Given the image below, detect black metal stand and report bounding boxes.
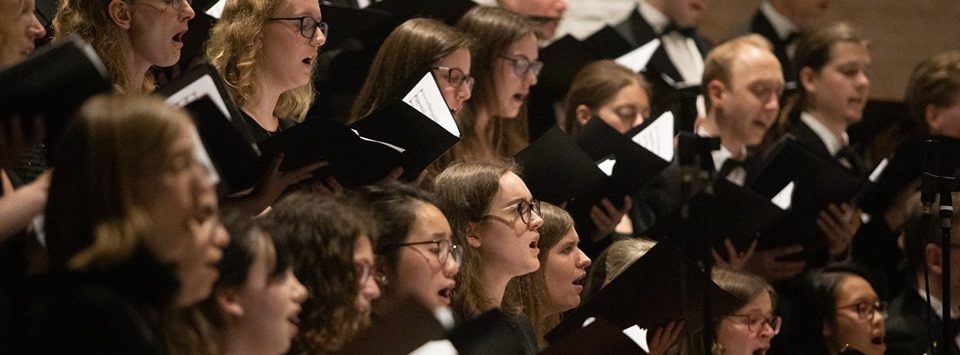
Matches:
[920,138,959,355]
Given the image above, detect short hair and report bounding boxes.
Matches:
[453,6,537,160]
[562,60,650,134]
[701,34,774,111]
[905,50,960,133]
[349,18,471,123]
[903,192,960,275]
[206,0,313,121]
[268,192,378,354]
[53,0,153,92]
[433,159,520,319]
[503,202,575,347]
[45,94,192,271]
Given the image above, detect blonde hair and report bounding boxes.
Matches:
[53,0,154,93]
[603,238,657,285]
[45,94,192,271]
[701,34,774,111]
[206,0,313,121]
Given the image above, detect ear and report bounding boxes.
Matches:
[465,223,483,249]
[216,289,245,318]
[574,104,593,128]
[926,243,944,275]
[926,104,942,132]
[107,0,132,30]
[822,321,835,340]
[799,67,817,94]
[707,79,725,111]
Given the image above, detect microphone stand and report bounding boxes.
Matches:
[677,132,720,355]
[920,137,959,355]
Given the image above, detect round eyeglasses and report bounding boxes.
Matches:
[432,66,475,91]
[268,16,329,39]
[485,199,542,226]
[836,301,887,321]
[728,313,782,334]
[387,239,463,266]
[498,55,543,78]
[355,262,386,286]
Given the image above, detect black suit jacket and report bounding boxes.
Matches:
[786,118,870,177]
[612,6,711,86]
[886,288,960,355]
[749,10,796,83]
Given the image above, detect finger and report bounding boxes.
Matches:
[381,166,404,183]
[622,196,633,211]
[742,239,758,260]
[723,238,738,260]
[325,177,344,193]
[600,198,618,215]
[711,248,727,266]
[311,180,332,195]
[590,205,610,226]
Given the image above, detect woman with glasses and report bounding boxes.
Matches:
[53,0,194,93]
[670,267,780,355]
[205,0,329,214]
[434,160,543,354]
[801,264,886,355]
[268,191,380,354]
[357,182,461,314]
[503,202,591,349]
[449,6,540,162]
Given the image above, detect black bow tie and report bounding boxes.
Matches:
[661,23,696,38]
[718,158,743,178]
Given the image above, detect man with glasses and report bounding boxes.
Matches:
[887,192,960,355]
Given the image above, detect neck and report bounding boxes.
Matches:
[244,80,284,131]
[917,273,956,312]
[472,107,498,158]
[769,0,805,28]
[481,270,512,312]
[805,108,847,144]
[223,328,269,355]
[121,40,151,93]
[704,112,746,159]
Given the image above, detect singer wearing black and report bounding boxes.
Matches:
[746,0,831,85]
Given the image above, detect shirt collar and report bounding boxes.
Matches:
[638,0,670,34]
[917,288,960,320]
[800,111,848,156]
[760,0,800,41]
[696,125,746,171]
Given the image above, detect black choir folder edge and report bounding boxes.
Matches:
[544,240,740,345]
[540,317,645,355]
[517,112,674,208]
[0,34,112,161]
[161,67,460,190]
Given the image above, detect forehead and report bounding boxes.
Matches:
[729,48,783,85]
[410,202,452,241]
[827,41,871,64]
[436,47,471,71]
[492,171,532,205]
[276,0,321,16]
[834,274,876,302]
[738,290,773,314]
[504,33,538,58]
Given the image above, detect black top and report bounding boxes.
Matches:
[27,249,180,354]
[239,110,297,143]
[749,10,798,83]
[886,287,958,355]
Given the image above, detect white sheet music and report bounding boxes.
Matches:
[206,0,225,18]
[402,72,461,138]
[771,181,795,210]
[164,75,232,120]
[597,157,616,177]
[621,325,650,353]
[351,129,406,153]
[868,157,889,183]
[631,111,675,162]
[615,38,660,73]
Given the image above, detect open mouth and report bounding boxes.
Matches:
[512,93,527,102]
[572,273,586,287]
[529,236,539,250]
[302,56,314,65]
[438,287,453,305]
[752,349,767,355]
[871,335,884,345]
[172,31,186,43]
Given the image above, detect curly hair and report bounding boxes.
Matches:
[268,192,378,354]
[348,18,471,123]
[205,0,313,121]
[433,160,520,320]
[52,0,154,93]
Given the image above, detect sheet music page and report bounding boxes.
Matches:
[631,111,675,162]
[868,157,889,183]
[771,181,794,210]
[597,157,616,177]
[615,38,660,73]
[621,325,650,353]
[351,129,406,153]
[164,75,231,119]
[206,0,225,18]
[402,72,461,137]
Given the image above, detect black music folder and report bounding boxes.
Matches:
[368,0,477,26]
[856,134,960,215]
[545,240,739,344]
[340,297,446,355]
[541,317,645,354]
[514,126,607,205]
[0,35,111,159]
[319,2,392,49]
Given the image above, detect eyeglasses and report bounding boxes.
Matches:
[486,199,542,226]
[728,313,782,334]
[130,0,192,12]
[433,66,475,91]
[268,16,329,39]
[836,301,887,321]
[393,239,463,266]
[498,55,543,78]
[355,262,386,286]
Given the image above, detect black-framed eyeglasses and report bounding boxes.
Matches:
[836,301,887,321]
[498,55,543,78]
[355,262,386,286]
[486,199,542,226]
[391,239,463,266]
[728,313,782,334]
[268,16,329,39]
[432,66,475,91]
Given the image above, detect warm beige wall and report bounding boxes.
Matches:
[559,0,960,101]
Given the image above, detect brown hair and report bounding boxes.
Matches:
[206,0,314,121]
[503,202,574,349]
[433,159,520,319]
[45,94,191,271]
[268,192,378,354]
[452,6,536,161]
[905,50,960,134]
[562,60,650,134]
[349,18,471,123]
[701,34,773,111]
